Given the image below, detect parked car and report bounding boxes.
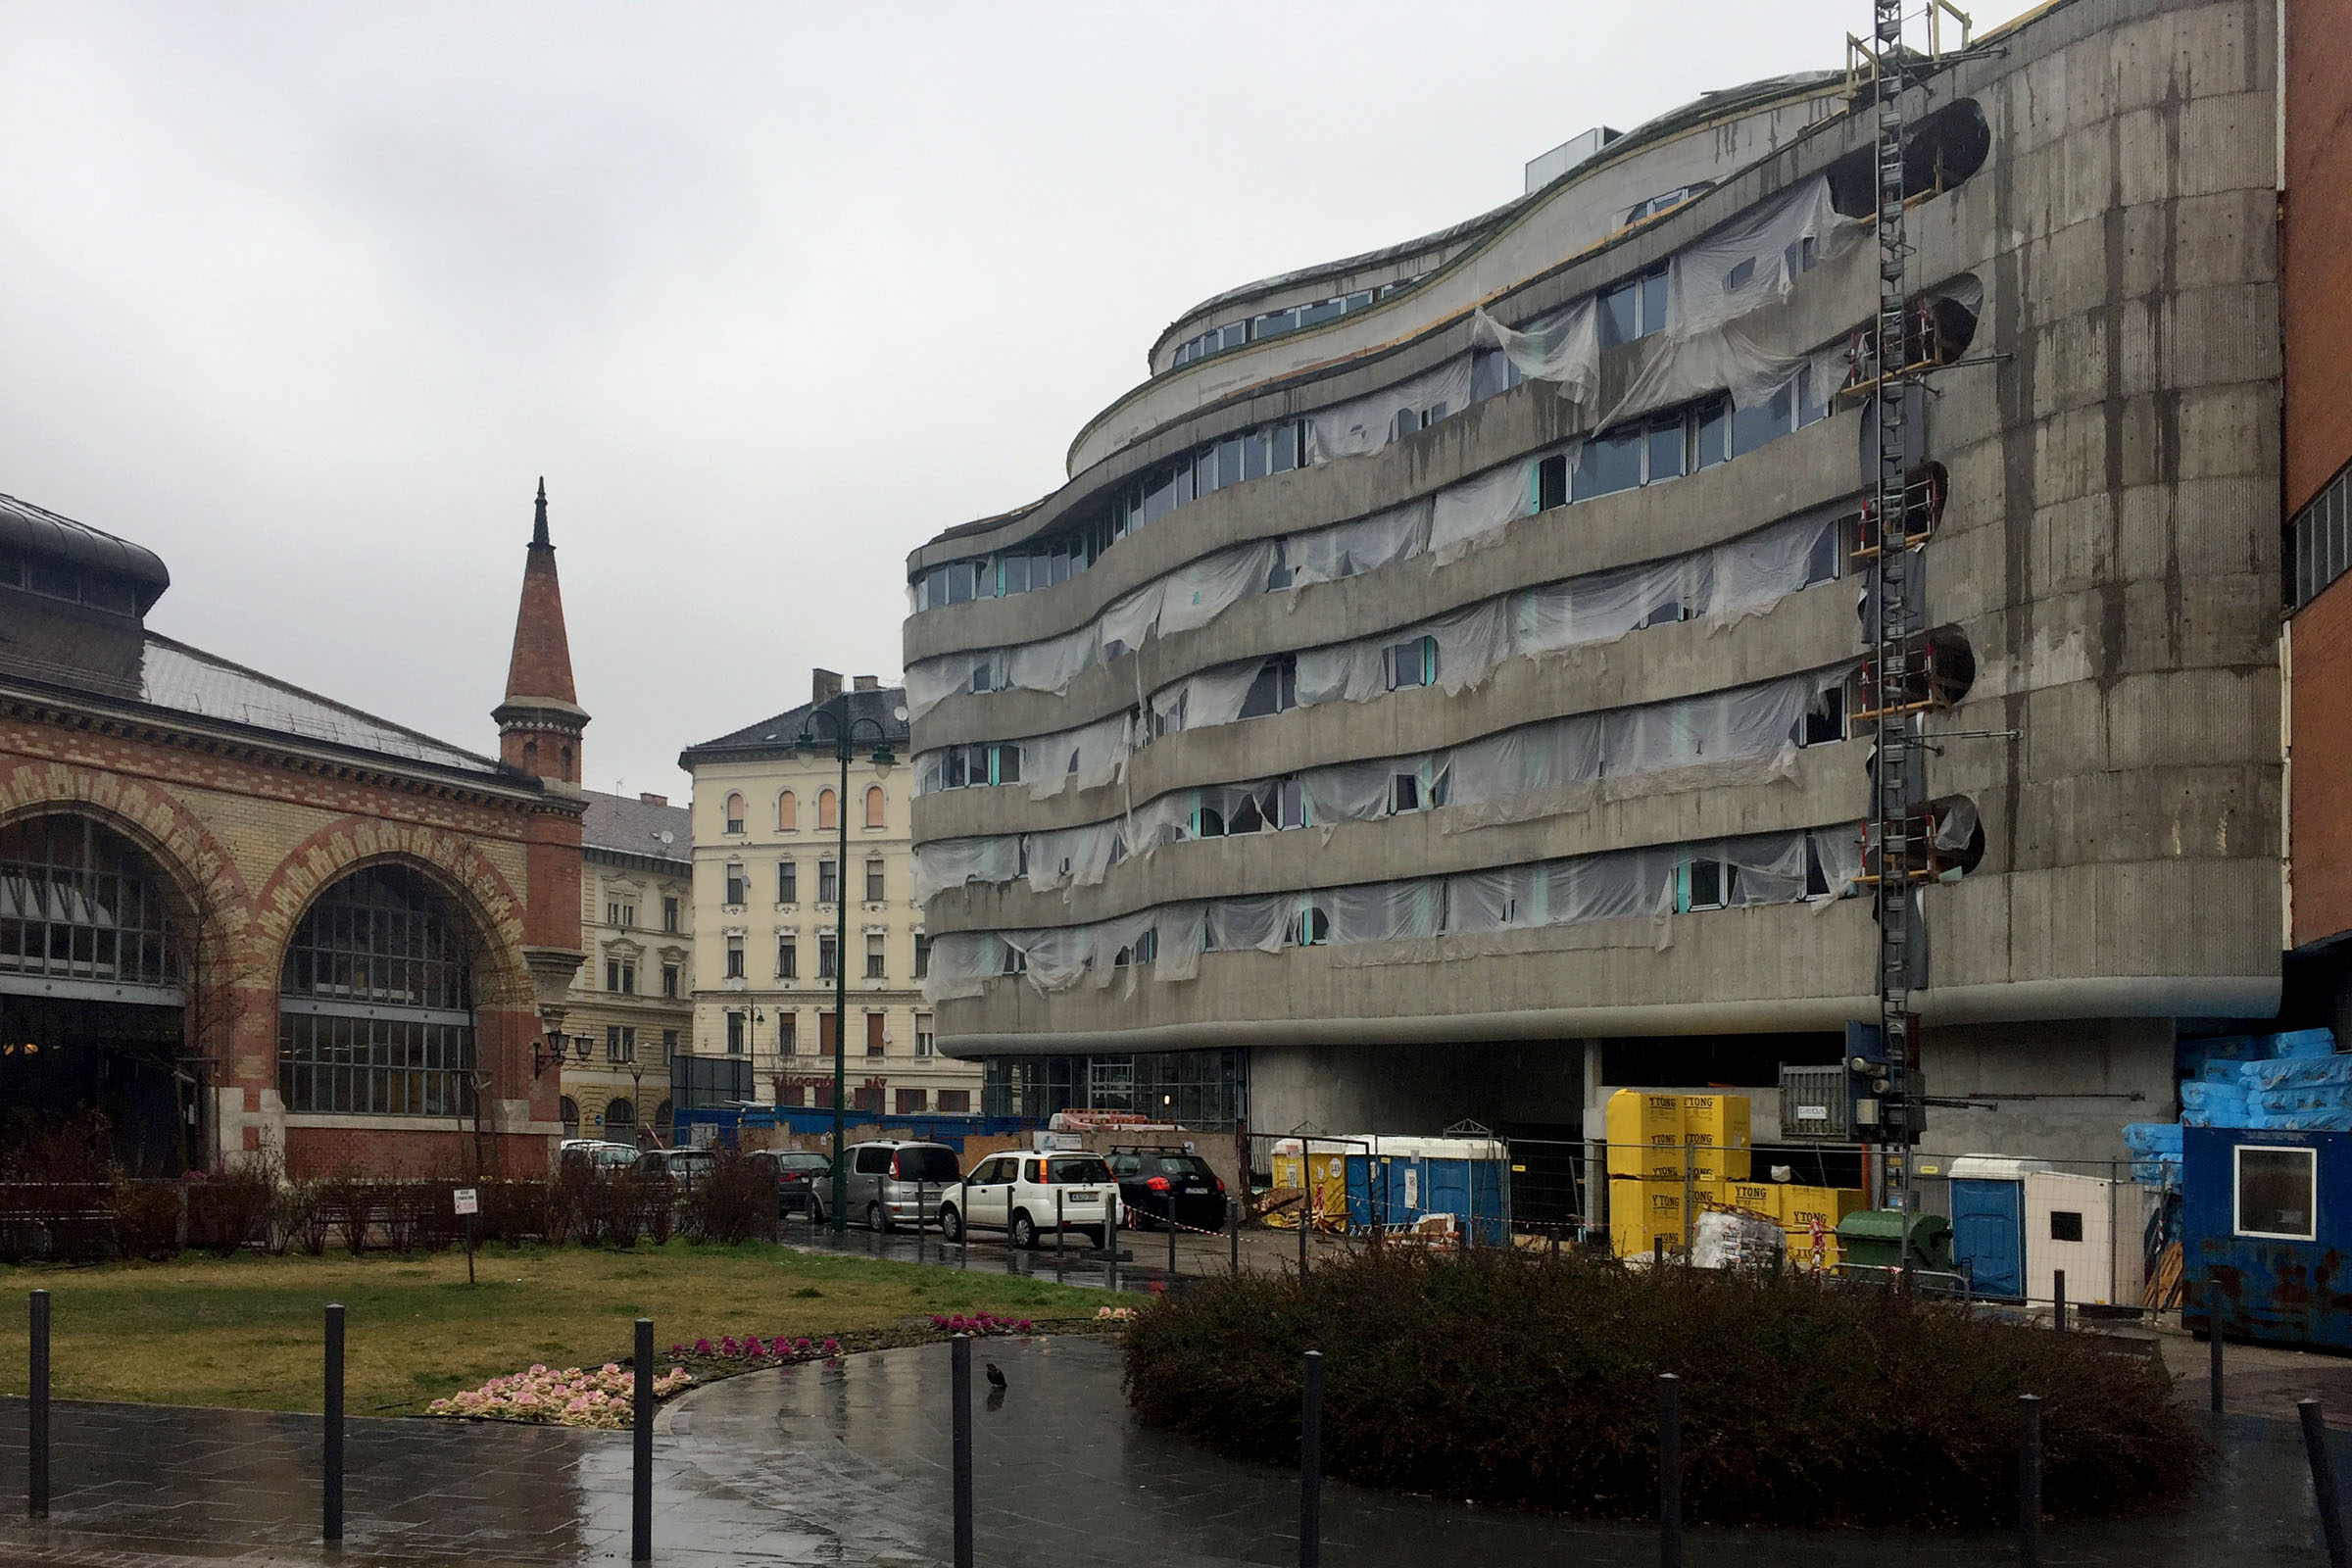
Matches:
[811,1141,962,1233]
[1108,1149,1228,1233]
[633,1146,715,1192]
[943,1150,1116,1249]
[559,1139,641,1172]
[749,1149,832,1216]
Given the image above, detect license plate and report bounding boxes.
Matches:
[1070,1190,1098,1201]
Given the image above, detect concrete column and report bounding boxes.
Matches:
[1582,1039,1605,1241]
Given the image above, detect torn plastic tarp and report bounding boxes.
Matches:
[1470,296,1601,405]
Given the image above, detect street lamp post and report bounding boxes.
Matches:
[795,691,898,1234]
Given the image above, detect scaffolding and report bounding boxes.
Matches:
[1865,0,1927,1208]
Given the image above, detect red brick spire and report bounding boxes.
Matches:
[495,478,588,786]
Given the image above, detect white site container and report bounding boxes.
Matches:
[2022,1169,2155,1306]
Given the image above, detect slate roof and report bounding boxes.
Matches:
[132,634,501,774]
[0,490,171,610]
[580,789,691,866]
[680,685,910,768]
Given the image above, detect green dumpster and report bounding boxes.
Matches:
[1836,1209,1955,1273]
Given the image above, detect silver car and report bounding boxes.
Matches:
[813,1140,962,1232]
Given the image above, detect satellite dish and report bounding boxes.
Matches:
[893,705,909,722]
[658,830,674,845]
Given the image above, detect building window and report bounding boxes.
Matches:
[2236,1146,2318,1241]
[1598,264,1670,346]
[1382,636,1438,692]
[777,937,798,979]
[778,1013,796,1054]
[725,1009,744,1054]
[777,790,798,831]
[818,859,839,905]
[913,934,931,979]
[723,793,746,834]
[1297,904,1331,947]
[277,864,473,1118]
[819,1010,838,1056]
[852,1085,884,1113]
[938,1089,971,1113]
[2291,462,2352,611]
[865,933,886,979]
[662,897,679,933]
[606,958,635,994]
[724,935,744,979]
[817,789,837,831]
[560,1096,579,1136]
[864,785,886,829]
[866,1011,886,1056]
[662,963,680,999]
[1238,656,1298,719]
[607,1025,635,1063]
[895,1088,928,1114]
[607,900,635,929]
[818,934,838,980]
[778,861,797,904]
[662,1029,677,1064]
[915,1013,935,1056]
[724,863,746,906]
[606,1098,636,1136]
[864,859,886,903]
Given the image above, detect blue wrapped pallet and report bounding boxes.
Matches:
[2242,1054,2352,1091]
[2269,1028,2338,1059]
[2124,1122,2183,1186]
[2180,1080,2250,1127]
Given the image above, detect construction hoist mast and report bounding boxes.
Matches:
[1867,0,1924,1210]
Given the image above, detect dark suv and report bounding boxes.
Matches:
[749,1149,832,1217]
[1108,1149,1228,1232]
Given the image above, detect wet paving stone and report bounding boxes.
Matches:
[4,1336,2351,1565]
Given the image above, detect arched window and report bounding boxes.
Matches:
[605,1098,636,1135]
[863,785,886,829]
[723,793,746,834]
[0,815,183,993]
[655,1099,673,1139]
[278,864,474,1116]
[777,790,797,831]
[816,789,837,830]
[560,1096,580,1137]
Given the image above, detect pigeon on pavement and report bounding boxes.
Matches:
[985,1361,1007,1390]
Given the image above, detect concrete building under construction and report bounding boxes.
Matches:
[902,0,2309,1170]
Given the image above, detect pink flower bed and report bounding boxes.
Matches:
[671,1334,843,1363]
[426,1362,692,1429]
[929,1312,1034,1336]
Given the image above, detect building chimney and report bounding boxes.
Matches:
[853,674,879,692]
[811,668,843,703]
[494,478,589,790]
[639,792,668,807]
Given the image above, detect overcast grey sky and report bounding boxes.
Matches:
[0,2,2032,800]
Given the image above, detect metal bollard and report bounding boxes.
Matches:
[2210,1277,2226,1413]
[1298,1350,1323,1568]
[323,1302,344,1542]
[2052,1269,2066,1333]
[960,1203,970,1271]
[1659,1373,1683,1568]
[2303,1399,2351,1568]
[28,1289,50,1519]
[1231,1202,1241,1276]
[1056,1189,1066,1274]
[1168,1195,1178,1277]
[952,1334,975,1568]
[632,1318,653,1563]
[2018,1394,2042,1568]
[1298,1200,1308,1278]
[916,1182,927,1261]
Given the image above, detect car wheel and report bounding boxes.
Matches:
[810,1197,826,1227]
[867,1201,890,1235]
[1011,1210,1037,1250]
[1086,1227,1106,1250]
[940,1204,962,1243]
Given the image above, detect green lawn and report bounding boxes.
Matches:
[0,1242,1101,1414]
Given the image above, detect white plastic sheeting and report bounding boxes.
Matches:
[1470,297,1602,405]
[1665,176,1857,341]
[1303,355,1477,464]
[1295,600,1513,709]
[1429,459,1540,562]
[920,823,1859,1003]
[921,665,1849,903]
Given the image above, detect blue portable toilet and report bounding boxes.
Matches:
[2183,1126,2352,1349]
[1353,1136,1510,1244]
[1947,1154,2051,1299]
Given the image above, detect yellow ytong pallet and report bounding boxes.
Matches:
[1682,1093,1753,1183]
[1604,1091,1686,1180]
[1779,1186,1867,1232]
[1607,1176,1724,1258]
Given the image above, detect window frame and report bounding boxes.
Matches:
[2234,1145,2320,1242]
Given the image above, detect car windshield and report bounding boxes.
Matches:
[1046,1155,1112,1184]
[1150,1155,1214,1178]
[779,1153,829,1172]
[895,1148,961,1182]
